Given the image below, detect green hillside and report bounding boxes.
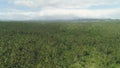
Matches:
[0,21,120,68]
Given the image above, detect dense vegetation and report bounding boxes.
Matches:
[0,21,120,68]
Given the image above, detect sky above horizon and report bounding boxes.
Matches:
[0,0,120,20]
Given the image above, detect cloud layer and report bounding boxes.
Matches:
[0,0,120,20]
[12,0,120,8]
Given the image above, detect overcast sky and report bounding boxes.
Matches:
[0,0,120,20]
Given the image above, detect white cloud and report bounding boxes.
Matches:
[13,0,36,8]
[0,8,120,20]
[12,0,120,8]
[0,0,120,20]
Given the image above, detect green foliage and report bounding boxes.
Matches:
[0,21,120,68]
